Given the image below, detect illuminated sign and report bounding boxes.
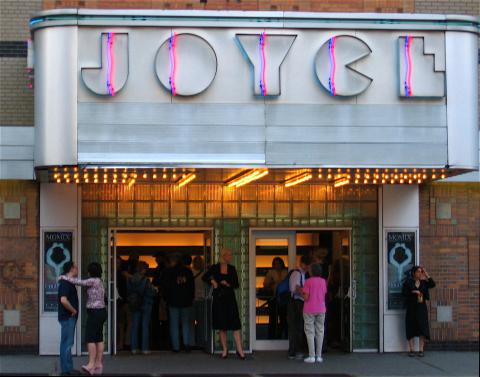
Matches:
[80,31,445,98]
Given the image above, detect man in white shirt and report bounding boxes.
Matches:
[287,254,312,359]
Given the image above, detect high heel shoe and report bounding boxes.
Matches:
[221,351,228,359]
[236,351,246,360]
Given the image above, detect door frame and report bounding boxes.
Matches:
[249,230,296,351]
[248,227,352,352]
[108,226,214,355]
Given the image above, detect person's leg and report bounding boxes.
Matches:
[131,310,141,353]
[95,342,104,368]
[125,307,132,348]
[86,343,96,369]
[59,320,69,374]
[408,338,415,352]
[219,330,228,356]
[180,307,192,350]
[287,299,296,357]
[303,313,315,358]
[64,317,76,373]
[315,313,326,359]
[233,330,245,357]
[117,302,126,350]
[295,301,306,356]
[419,336,425,352]
[142,304,153,352]
[169,306,181,351]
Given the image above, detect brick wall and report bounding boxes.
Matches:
[42,0,415,12]
[0,0,41,127]
[419,183,480,348]
[0,181,40,352]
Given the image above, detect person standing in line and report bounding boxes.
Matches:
[192,256,207,348]
[163,254,195,353]
[57,261,80,376]
[60,262,107,375]
[202,248,246,359]
[402,266,436,357]
[127,261,157,354]
[287,254,311,360]
[302,263,327,363]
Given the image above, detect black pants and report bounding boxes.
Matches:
[287,298,307,356]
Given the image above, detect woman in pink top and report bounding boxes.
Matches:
[60,262,106,375]
[302,263,327,364]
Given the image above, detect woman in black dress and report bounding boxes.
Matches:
[402,266,435,357]
[203,248,246,359]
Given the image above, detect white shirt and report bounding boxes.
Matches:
[289,268,306,301]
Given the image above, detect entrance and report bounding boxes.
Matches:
[249,229,352,352]
[109,228,213,354]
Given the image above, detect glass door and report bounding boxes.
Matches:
[250,231,295,350]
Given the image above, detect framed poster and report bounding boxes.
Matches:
[43,231,73,312]
[386,231,416,310]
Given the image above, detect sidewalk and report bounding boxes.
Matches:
[0,351,478,376]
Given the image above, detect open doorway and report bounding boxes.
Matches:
[111,229,212,354]
[250,229,351,352]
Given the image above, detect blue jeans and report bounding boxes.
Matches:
[59,317,77,374]
[131,304,152,352]
[169,306,193,351]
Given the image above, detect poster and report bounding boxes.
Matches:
[44,231,73,312]
[386,231,415,310]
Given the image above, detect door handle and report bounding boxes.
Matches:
[351,279,357,301]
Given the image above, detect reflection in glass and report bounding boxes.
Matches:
[255,239,288,340]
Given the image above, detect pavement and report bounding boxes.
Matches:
[0,351,479,377]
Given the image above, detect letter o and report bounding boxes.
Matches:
[155,33,217,96]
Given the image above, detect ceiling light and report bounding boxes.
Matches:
[177,173,196,187]
[285,172,312,187]
[226,169,269,188]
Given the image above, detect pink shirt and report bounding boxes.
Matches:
[61,276,106,309]
[303,277,327,314]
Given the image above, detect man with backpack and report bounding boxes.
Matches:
[287,255,311,359]
[127,261,157,354]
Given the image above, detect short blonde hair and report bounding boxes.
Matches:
[220,247,233,261]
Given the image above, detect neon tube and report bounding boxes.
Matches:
[106,32,115,96]
[328,36,337,96]
[404,35,413,97]
[168,32,177,96]
[259,32,267,96]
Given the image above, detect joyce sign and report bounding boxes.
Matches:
[81,31,445,99]
[387,231,416,310]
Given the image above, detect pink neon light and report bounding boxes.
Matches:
[106,32,115,96]
[404,35,413,97]
[259,32,267,96]
[328,36,337,96]
[168,32,177,96]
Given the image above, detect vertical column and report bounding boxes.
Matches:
[380,185,419,352]
[39,183,80,355]
[34,26,78,167]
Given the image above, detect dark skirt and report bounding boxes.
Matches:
[212,288,241,331]
[86,308,107,343]
[405,302,430,340]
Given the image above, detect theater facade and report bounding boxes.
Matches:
[4,9,478,355]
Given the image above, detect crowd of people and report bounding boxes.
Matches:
[55,248,435,375]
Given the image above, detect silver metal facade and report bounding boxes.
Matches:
[29,10,479,170]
